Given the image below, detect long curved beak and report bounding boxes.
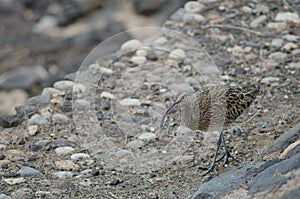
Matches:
[160,101,179,128]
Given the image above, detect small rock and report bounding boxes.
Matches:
[292,49,300,55]
[0,160,11,168]
[53,171,73,178]
[288,63,300,69]
[283,34,299,42]
[119,98,141,106]
[261,77,280,85]
[268,52,287,61]
[241,6,252,14]
[27,95,50,106]
[28,125,38,136]
[19,166,42,177]
[70,153,90,160]
[250,15,267,28]
[136,49,148,57]
[126,140,145,149]
[115,149,131,158]
[55,160,80,171]
[270,38,283,48]
[131,56,147,64]
[184,1,205,13]
[55,146,75,156]
[100,91,115,99]
[138,133,157,141]
[255,4,270,14]
[109,179,122,185]
[3,177,26,185]
[52,113,69,123]
[28,114,50,126]
[53,80,74,91]
[169,49,186,59]
[73,83,87,93]
[81,169,92,175]
[0,194,11,199]
[121,39,142,50]
[267,22,287,31]
[275,12,300,24]
[282,42,297,51]
[79,179,92,187]
[41,87,62,98]
[154,37,168,45]
[183,13,205,24]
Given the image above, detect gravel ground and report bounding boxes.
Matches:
[1,0,300,198]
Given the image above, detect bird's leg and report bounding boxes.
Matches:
[216,132,239,166]
[199,131,223,176]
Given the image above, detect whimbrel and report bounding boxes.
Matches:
[161,85,260,175]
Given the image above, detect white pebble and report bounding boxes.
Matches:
[100,91,115,99]
[119,98,141,106]
[275,12,300,24]
[169,49,186,59]
[28,125,38,136]
[73,83,87,93]
[121,39,142,50]
[53,171,73,178]
[53,80,74,91]
[136,49,148,57]
[155,37,168,45]
[184,1,205,13]
[138,133,157,141]
[71,153,90,160]
[55,147,75,156]
[261,77,280,85]
[131,56,146,64]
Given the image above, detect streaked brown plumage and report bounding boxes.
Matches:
[161,84,260,175]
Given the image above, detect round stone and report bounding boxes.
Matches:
[169,49,186,59]
[136,49,148,57]
[121,39,142,50]
[131,56,146,64]
[55,147,75,156]
[52,114,69,123]
[70,153,90,160]
[100,91,116,99]
[19,166,42,177]
[53,80,74,91]
[184,1,205,13]
[119,98,141,106]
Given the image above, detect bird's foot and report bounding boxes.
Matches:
[216,150,239,166]
[198,164,217,176]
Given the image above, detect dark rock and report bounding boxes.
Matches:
[192,162,263,199]
[15,105,37,118]
[27,95,50,107]
[109,179,122,185]
[62,101,73,112]
[267,122,300,153]
[134,0,166,15]
[0,114,23,128]
[248,153,300,194]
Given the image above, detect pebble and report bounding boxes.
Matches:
[53,80,74,90]
[275,12,300,24]
[70,153,90,160]
[109,179,122,185]
[250,15,267,28]
[267,22,287,31]
[241,6,252,14]
[154,37,168,45]
[270,38,283,48]
[255,4,270,14]
[268,52,287,61]
[100,91,116,99]
[79,179,92,187]
[126,140,145,149]
[115,149,131,158]
[11,188,33,199]
[121,39,142,50]
[41,87,62,98]
[19,166,42,177]
[0,160,11,168]
[292,49,300,55]
[169,49,186,59]
[52,113,69,123]
[73,83,87,93]
[119,98,141,106]
[0,194,11,199]
[136,49,148,57]
[138,133,157,142]
[261,77,280,85]
[53,171,73,178]
[3,177,26,185]
[0,144,6,150]
[55,160,80,171]
[81,169,92,175]
[28,125,38,136]
[27,95,50,106]
[183,13,205,24]
[289,63,300,69]
[131,56,147,64]
[55,146,75,156]
[184,1,205,13]
[28,114,50,126]
[98,66,114,76]
[282,42,297,51]
[283,34,299,42]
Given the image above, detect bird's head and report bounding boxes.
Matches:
[160,93,187,128]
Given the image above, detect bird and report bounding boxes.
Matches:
[160,84,261,175]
